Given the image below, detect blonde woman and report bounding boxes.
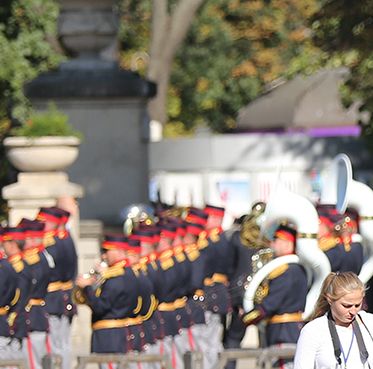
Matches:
[294,271,373,369]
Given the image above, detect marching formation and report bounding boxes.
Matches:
[0,158,371,369]
[0,206,77,369]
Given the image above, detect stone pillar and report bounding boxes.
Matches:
[25,0,156,226]
[3,172,82,226]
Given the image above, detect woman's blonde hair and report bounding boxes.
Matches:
[310,271,365,321]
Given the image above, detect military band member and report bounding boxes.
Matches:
[242,224,308,369]
[124,237,157,352]
[223,217,259,369]
[334,209,364,274]
[155,223,181,369]
[2,227,33,366]
[0,230,22,360]
[36,207,67,368]
[75,234,142,355]
[170,220,195,368]
[51,207,78,369]
[21,220,52,369]
[133,226,171,369]
[200,205,234,369]
[182,221,208,362]
[317,207,364,274]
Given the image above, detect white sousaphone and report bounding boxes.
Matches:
[243,185,331,320]
[334,154,373,284]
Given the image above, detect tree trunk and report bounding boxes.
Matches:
[147,0,205,126]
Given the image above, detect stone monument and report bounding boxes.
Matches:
[25,0,156,226]
[14,0,157,360]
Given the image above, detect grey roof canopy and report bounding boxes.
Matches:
[237,68,361,130]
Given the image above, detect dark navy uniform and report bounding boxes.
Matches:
[8,254,32,340]
[37,206,75,369]
[242,263,308,346]
[317,208,363,275]
[184,241,206,326]
[84,259,142,354]
[0,256,19,338]
[58,230,78,319]
[319,234,363,274]
[202,228,234,316]
[173,245,193,330]
[23,247,51,333]
[223,230,257,367]
[128,262,157,352]
[156,249,181,337]
[22,246,52,369]
[43,231,65,317]
[140,252,165,340]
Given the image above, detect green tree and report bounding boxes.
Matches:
[310,0,373,142]
[0,0,62,218]
[171,0,321,133]
[0,0,61,124]
[119,0,331,134]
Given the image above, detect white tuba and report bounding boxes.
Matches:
[334,154,373,284]
[243,186,331,320]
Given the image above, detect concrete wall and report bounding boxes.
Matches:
[149,132,373,226]
[32,98,150,226]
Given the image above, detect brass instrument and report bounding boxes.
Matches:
[120,203,156,235]
[246,248,274,304]
[240,201,267,248]
[72,261,108,304]
[163,206,190,220]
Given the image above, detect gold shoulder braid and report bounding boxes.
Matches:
[7,312,17,327]
[174,246,186,263]
[197,231,209,250]
[133,296,143,314]
[268,264,288,280]
[23,249,40,265]
[185,244,200,262]
[44,232,56,247]
[131,266,140,277]
[95,287,102,297]
[318,236,339,252]
[159,250,174,270]
[10,258,24,273]
[101,265,125,280]
[10,288,20,306]
[209,228,221,243]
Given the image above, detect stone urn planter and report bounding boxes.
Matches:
[3,136,80,172]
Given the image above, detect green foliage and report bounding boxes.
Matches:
[171,0,320,132]
[10,102,82,138]
[118,0,152,75]
[121,0,370,134]
[0,0,63,219]
[310,0,373,146]
[0,0,62,123]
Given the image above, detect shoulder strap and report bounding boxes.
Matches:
[327,311,342,366]
[358,313,373,342]
[352,317,369,364]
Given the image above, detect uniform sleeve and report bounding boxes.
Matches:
[260,269,293,315]
[189,256,205,293]
[293,322,319,369]
[84,280,119,316]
